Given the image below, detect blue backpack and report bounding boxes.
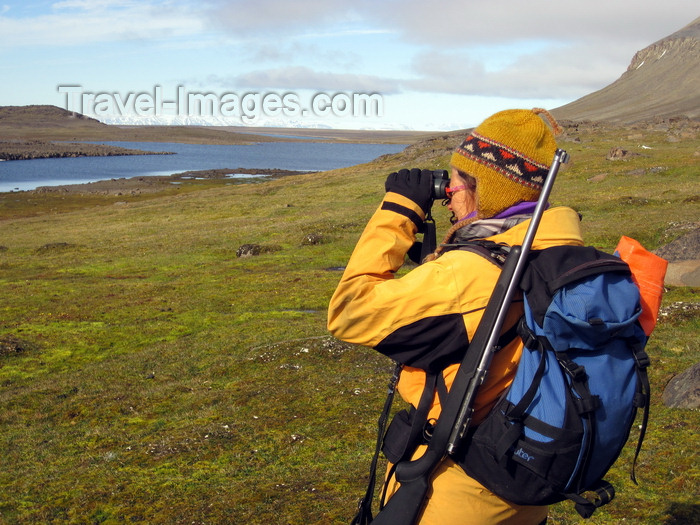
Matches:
[454,243,651,518]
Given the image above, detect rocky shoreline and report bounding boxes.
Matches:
[0,140,173,161]
[29,167,314,196]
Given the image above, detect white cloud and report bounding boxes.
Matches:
[406,41,629,98]
[201,0,377,36]
[364,0,697,47]
[0,0,204,47]
[209,67,401,93]
[202,0,697,47]
[51,0,136,9]
[1,0,697,129]
[198,0,697,100]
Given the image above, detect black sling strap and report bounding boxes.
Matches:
[351,363,403,525]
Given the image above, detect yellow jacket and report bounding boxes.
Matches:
[328,191,584,422]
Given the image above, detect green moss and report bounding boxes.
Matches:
[0,124,698,523]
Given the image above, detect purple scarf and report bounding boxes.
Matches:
[461,201,543,221]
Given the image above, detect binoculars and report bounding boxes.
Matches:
[429,169,449,200]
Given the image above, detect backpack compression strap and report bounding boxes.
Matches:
[630,340,651,484]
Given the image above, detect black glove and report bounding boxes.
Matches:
[384,168,434,215]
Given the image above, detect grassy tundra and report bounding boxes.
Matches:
[0,121,698,524]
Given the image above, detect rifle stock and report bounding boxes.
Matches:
[368,149,568,525]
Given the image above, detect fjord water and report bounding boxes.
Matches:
[0,140,407,192]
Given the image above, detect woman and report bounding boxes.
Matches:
[328,108,583,524]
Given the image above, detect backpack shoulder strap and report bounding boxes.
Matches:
[453,239,512,267]
[453,240,526,353]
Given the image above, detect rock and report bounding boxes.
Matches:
[655,228,700,286]
[606,147,631,160]
[235,243,281,257]
[664,260,700,287]
[587,173,608,182]
[662,362,700,409]
[301,233,324,246]
[236,244,263,258]
[656,228,700,262]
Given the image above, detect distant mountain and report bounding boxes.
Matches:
[0,105,414,132]
[552,17,700,123]
[0,105,428,144]
[96,114,419,131]
[98,113,338,129]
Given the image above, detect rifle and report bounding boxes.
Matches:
[369,149,569,525]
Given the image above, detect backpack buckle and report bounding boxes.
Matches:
[575,394,601,414]
[517,317,539,350]
[423,419,436,443]
[558,355,587,381]
[634,350,650,369]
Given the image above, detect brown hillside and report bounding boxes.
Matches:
[0,105,107,130]
[552,17,700,123]
[0,105,286,143]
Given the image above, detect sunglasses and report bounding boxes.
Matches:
[444,185,467,198]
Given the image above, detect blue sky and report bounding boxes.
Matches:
[0,1,697,130]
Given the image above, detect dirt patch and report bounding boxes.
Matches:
[0,335,38,358]
[35,242,83,253]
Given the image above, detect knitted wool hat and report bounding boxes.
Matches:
[450,108,562,218]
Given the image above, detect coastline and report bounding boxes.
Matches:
[0,140,173,161]
[26,167,313,196]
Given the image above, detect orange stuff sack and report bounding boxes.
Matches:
[615,236,668,336]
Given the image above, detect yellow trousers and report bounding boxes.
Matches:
[382,446,548,525]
